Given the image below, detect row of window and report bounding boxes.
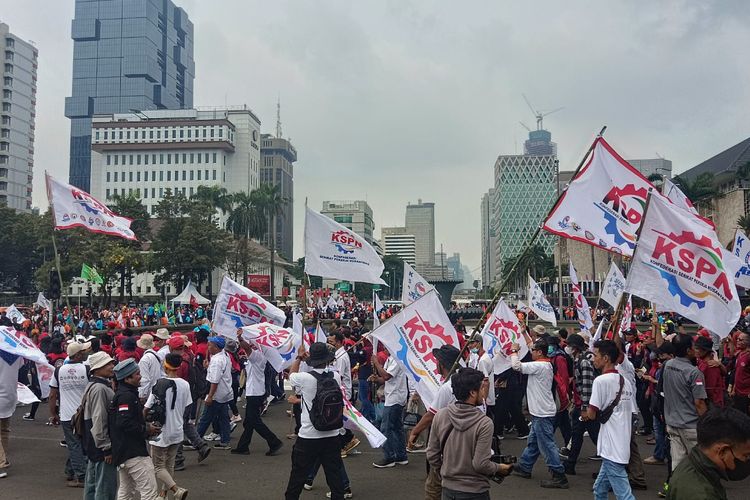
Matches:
[106,168,218,183]
[106,152,223,166]
[106,186,197,200]
[94,125,231,142]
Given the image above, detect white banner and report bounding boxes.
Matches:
[5,304,26,324]
[17,383,40,405]
[35,292,52,313]
[370,291,460,409]
[374,292,384,312]
[569,260,594,331]
[543,137,659,256]
[402,262,434,306]
[46,173,136,241]
[37,361,55,399]
[619,295,632,336]
[481,299,530,374]
[304,207,386,285]
[732,229,750,289]
[0,327,49,365]
[625,194,740,338]
[663,178,715,229]
[240,323,301,372]
[600,262,627,308]
[212,276,286,338]
[343,389,386,448]
[527,276,557,326]
[325,296,337,310]
[588,319,605,352]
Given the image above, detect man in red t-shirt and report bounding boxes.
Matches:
[694,336,725,408]
[730,331,750,415]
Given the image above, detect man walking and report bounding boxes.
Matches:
[196,336,233,449]
[370,346,408,468]
[328,331,358,456]
[137,333,164,402]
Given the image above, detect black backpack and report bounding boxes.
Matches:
[187,357,209,400]
[304,371,344,431]
[148,378,177,426]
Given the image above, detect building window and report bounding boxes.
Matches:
[182,170,186,181]
[159,170,163,181]
[2,102,10,112]
[119,131,123,140]
[210,128,214,138]
[190,153,194,163]
[114,172,118,182]
[187,129,191,138]
[213,170,217,180]
[2,76,11,87]
[95,130,100,141]
[105,188,111,198]
[182,153,187,164]
[205,169,209,180]
[106,171,110,182]
[190,187,194,196]
[159,187,163,197]
[152,188,155,198]
[197,154,201,164]
[156,130,161,139]
[167,154,171,165]
[149,130,153,139]
[197,170,201,181]
[219,128,223,138]
[144,155,149,165]
[202,128,206,138]
[172,129,176,139]
[167,171,171,181]
[136,171,140,182]
[129,155,133,165]
[106,155,111,166]
[179,129,184,139]
[190,170,194,180]
[129,172,133,182]
[104,131,108,140]
[204,153,209,163]
[143,186,147,198]
[136,155,141,165]
[159,154,164,164]
[151,171,155,181]
[212,153,217,163]
[126,130,130,139]
[152,154,156,164]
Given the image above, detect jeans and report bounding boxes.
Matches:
[518,415,564,474]
[380,404,406,462]
[565,406,599,470]
[441,488,490,500]
[235,395,282,452]
[286,436,345,499]
[197,400,231,444]
[358,379,377,422]
[652,415,667,461]
[593,458,635,500]
[83,460,117,500]
[61,420,87,481]
[265,363,285,399]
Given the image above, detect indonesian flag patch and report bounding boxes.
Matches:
[118,404,129,412]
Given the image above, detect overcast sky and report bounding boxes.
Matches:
[4,0,750,274]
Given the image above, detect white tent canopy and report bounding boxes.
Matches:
[170,280,211,305]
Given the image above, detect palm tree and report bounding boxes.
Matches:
[256,184,288,301]
[226,191,266,286]
[191,185,233,221]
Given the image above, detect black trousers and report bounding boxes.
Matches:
[564,406,599,470]
[496,386,529,436]
[285,436,345,500]
[235,395,282,452]
[554,409,572,446]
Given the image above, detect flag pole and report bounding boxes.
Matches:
[50,230,75,333]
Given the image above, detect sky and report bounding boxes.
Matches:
[3,0,750,276]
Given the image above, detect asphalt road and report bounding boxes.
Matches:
[2,400,748,499]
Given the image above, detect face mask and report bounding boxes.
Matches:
[470,348,479,354]
[726,449,750,481]
[564,346,575,357]
[547,346,555,356]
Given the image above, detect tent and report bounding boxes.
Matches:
[170,280,211,305]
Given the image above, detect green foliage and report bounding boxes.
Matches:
[738,215,750,235]
[672,173,717,203]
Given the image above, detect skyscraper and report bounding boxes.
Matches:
[405,199,435,272]
[260,133,297,260]
[480,189,496,287]
[321,200,374,244]
[66,0,195,191]
[381,226,416,266]
[0,22,37,212]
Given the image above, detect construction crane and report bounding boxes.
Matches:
[522,94,564,131]
[519,121,532,132]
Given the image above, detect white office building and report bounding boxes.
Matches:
[382,226,416,266]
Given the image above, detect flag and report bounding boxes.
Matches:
[516,301,531,314]
[0,327,49,365]
[589,319,605,352]
[292,311,304,338]
[625,194,740,338]
[212,276,286,338]
[662,178,715,229]
[619,295,633,335]
[5,305,26,324]
[374,291,384,313]
[370,290,460,409]
[36,361,55,399]
[480,299,530,374]
[569,260,594,331]
[527,276,557,326]
[189,294,199,309]
[240,323,300,372]
[80,263,104,284]
[325,296,337,310]
[314,322,327,343]
[17,383,40,405]
[600,262,626,308]
[316,297,324,310]
[304,207,386,285]
[732,229,750,289]
[543,137,658,256]
[402,262,434,305]
[35,292,52,313]
[343,390,386,448]
[46,173,136,241]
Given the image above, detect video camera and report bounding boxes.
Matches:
[490,454,517,484]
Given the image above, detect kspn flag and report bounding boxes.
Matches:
[527,276,557,326]
[240,323,301,372]
[35,292,52,312]
[370,291,460,409]
[543,137,658,256]
[732,229,750,289]
[402,262,434,306]
[304,207,386,285]
[600,262,626,308]
[212,276,286,338]
[0,327,49,365]
[569,260,594,331]
[481,299,529,374]
[625,194,740,338]
[46,173,136,241]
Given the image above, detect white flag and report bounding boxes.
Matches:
[481,299,530,374]
[240,323,301,372]
[374,292,384,312]
[36,361,55,399]
[212,276,286,338]
[17,383,40,405]
[314,322,328,343]
[0,327,49,365]
[516,301,531,314]
[569,260,594,331]
[600,262,627,308]
[292,311,304,337]
[402,261,434,305]
[527,276,557,326]
[325,296,337,310]
[625,194,740,338]
[732,229,750,289]
[46,173,136,241]
[316,297,324,310]
[663,178,715,229]
[304,207,386,285]
[370,291,460,409]
[619,295,633,336]
[588,319,605,352]
[343,389,386,448]
[5,304,26,324]
[35,293,52,313]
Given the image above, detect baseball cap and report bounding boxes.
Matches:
[67,341,91,357]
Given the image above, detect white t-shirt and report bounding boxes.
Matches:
[590,372,634,464]
[138,350,165,400]
[289,368,343,439]
[333,347,352,399]
[428,378,455,414]
[0,357,23,418]
[616,356,638,414]
[478,353,496,406]
[518,360,556,418]
[50,362,89,422]
[206,351,233,403]
[384,357,408,407]
[244,349,266,397]
[146,377,192,447]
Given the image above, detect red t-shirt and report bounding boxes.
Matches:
[697,358,725,407]
[734,350,750,396]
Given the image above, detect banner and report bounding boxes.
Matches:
[0,327,49,365]
[402,262,434,305]
[240,323,300,372]
[625,194,740,338]
[480,299,529,374]
[36,361,55,399]
[35,292,52,313]
[212,276,286,338]
[619,295,632,335]
[374,292,384,313]
[81,263,104,284]
[543,137,658,256]
[46,173,136,241]
[569,260,594,331]
[732,229,750,289]
[304,207,386,284]
[600,262,626,308]
[589,319,605,352]
[343,390,387,448]
[370,291,460,409]
[5,304,26,324]
[17,383,40,405]
[246,274,271,296]
[527,276,557,326]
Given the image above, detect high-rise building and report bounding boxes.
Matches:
[0,22,37,212]
[260,133,297,260]
[405,199,435,271]
[66,0,195,191]
[524,129,557,156]
[480,189,496,288]
[446,253,463,282]
[382,226,416,266]
[321,200,374,244]
[89,106,260,214]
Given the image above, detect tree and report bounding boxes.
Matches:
[256,184,288,301]
[0,206,47,295]
[672,173,717,204]
[226,191,267,287]
[738,215,750,235]
[192,185,233,219]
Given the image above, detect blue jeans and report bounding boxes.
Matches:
[61,420,87,481]
[381,404,406,462]
[518,415,564,474]
[197,400,231,444]
[652,415,667,461]
[83,459,117,500]
[358,379,376,422]
[593,458,635,500]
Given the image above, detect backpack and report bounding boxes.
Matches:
[303,371,344,431]
[550,349,574,411]
[148,378,177,426]
[187,356,209,400]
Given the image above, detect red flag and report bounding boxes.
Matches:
[189,295,198,309]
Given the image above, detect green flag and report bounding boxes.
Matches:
[81,263,104,284]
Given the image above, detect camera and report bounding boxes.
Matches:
[490,454,516,484]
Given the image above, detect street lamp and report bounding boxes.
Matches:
[384,271,390,300]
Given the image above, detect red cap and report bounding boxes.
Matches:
[167,336,185,349]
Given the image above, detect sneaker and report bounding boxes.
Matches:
[0,471,7,479]
[326,487,353,499]
[197,446,211,463]
[372,458,395,468]
[407,445,427,454]
[496,435,505,441]
[512,468,532,479]
[588,454,602,461]
[173,486,189,500]
[173,462,185,472]
[516,433,529,440]
[230,448,250,455]
[342,437,361,455]
[230,414,242,423]
[395,458,409,465]
[183,444,196,451]
[66,479,84,488]
[229,422,238,433]
[658,482,669,498]
[303,480,313,491]
[213,443,231,450]
[347,449,362,456]
[22,413,34,421]
[266,442,283,456]
[59,440,67,447]
[558,447,570,458]
[204,432,219,441]
[644,456,665,465]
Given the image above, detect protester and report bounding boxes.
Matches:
[370,345,408,468]
[694,335,726,408]
[137,333,165,402]
[728,330,750,414]
[196,336,233,450]
[0,339,23,479]
[328,331,358,457]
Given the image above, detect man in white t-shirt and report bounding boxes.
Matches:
[510,337,569,489]
[370,348,408,468]
[137,334,165,402]
[584,339,635,500]
[328,331,358,456]
[0,348,23,478]
[145,353,190,500]
[468,337,496,424]
[49,340,91,487]
[196,336,233,449]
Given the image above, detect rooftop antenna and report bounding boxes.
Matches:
[522,94,564,131]
[276,95,283,138]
